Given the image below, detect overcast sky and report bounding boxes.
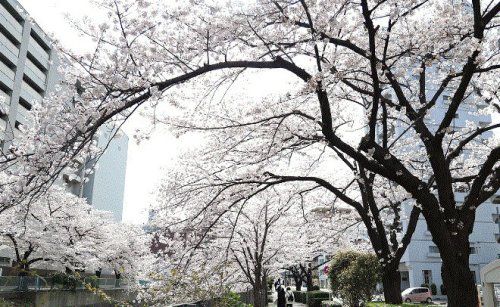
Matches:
[18,0,182,224]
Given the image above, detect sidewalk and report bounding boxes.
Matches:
[270,303,307,307]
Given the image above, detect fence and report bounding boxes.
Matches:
[0,276,128,292]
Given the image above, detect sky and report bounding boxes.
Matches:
[17,0,182,224]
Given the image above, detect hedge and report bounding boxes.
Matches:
[292,290,330,306]
[306,290,330,307]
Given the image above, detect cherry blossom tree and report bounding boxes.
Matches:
[148,183,351,306]
[0,0,497,305]
[0,186,147,284]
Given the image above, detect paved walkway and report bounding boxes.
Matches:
[270,303,307,307]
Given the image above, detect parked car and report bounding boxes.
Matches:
[401,287,432,303]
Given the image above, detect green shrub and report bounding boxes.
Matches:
[421,283,429,288]
[306,290,330,307]
[85,275,99,288]
[430,283,437,295]
[216,291,251,307]
[329,251,381,306]
[51,273,80,290]
[312,285,320,290]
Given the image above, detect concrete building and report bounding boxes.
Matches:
[0,0,128,218]
[82,126,129,222]
[0,0,60,147]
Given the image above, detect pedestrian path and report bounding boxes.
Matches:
[270,302,307,307]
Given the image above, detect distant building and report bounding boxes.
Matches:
[312,254,331,289]
[82,126,128,222]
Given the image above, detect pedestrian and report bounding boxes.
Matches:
[277,285,286,307]
[274,278,281,291]
[285,286,294,307]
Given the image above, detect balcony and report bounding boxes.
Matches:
[16,105,32,126]
[0,4,22,40]
[28,38,49,69]
[20,80,43,104]
[0,31,18,63]
[0,60,15,88]
[24,59,46,89]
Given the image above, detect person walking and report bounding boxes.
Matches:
[274,278,282,291]
[277,285,286,307]
[285,287,295,307]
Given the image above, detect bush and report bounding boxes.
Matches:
[51,273,80,290]
[216,291,251,307]
[329,251,381,306]
[306,290,330,307]
[312,285,321,290]
[421,283,429,288]
[440,284,446,295]
[430,283,437,295]
[85,275,99,289]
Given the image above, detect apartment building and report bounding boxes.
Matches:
[395,67,499,297]
[399,195,499,297]
[0,0,128,218]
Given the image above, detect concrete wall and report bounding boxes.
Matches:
[0,289,136,307]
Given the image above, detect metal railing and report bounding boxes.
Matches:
[0,276,128,292]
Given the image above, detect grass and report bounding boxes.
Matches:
[367,304,433,307]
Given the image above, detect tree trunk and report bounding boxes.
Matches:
[253,282,265,307]
[305,271,313,291]
[441,259,478,307]
[381,267,402,304]
[424,211,478,307]
[295,280,302,291]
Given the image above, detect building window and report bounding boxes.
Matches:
[469,246,477,254]
[422,270,433,285]
[429,246,440,253]
[471,271,477,284]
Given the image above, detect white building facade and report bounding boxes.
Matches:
[399,195,500,296]
[394,65,499,296]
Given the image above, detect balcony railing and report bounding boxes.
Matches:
[21,80,43,103]
[28,37,50,62]
[0,31,18,58]
[16,105,32,125]
[0,60,15,81]
[24,59,46,88]
[0,5,22,37]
